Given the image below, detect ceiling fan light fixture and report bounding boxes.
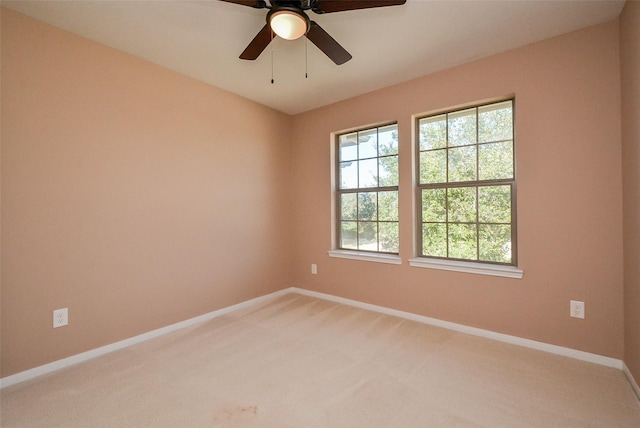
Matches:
[269,9,309,40]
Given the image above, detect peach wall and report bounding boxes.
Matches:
[291,20,624,358]
[0,9,292,377]
[621,0,640,382]
[0,6,3,376]
[0,5,632,381]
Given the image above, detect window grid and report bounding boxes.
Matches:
[416,99,516,265]
[337,124,399,254]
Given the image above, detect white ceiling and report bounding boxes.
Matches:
[3,0,626,115]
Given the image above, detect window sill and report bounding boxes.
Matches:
[328,250,402,265]
[408,257,523,279]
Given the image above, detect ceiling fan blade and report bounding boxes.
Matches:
[313,0,406,14]
[218,0,267,8]
[306,21,352,65]
[240,25,273,60]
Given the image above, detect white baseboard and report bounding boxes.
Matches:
[624,363,640,401]
[290,287,624,370]
[0,288,290,389]
[1,286,631,391]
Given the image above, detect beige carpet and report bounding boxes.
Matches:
[2,293,639,427]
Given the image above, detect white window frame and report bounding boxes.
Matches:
[412,98,523,279]
[329,122,402,265]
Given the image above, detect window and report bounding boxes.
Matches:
[336,124,399,254]
[416,99,516,265]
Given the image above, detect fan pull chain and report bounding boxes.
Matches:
[305,37,308,79]
[271,30,275,84]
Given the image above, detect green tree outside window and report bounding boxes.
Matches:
[337,124,399,254]
[417,100,515,265]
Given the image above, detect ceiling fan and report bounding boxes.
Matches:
[220,0,407,65]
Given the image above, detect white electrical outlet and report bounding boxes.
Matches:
[311,264,318,275]
[53,308,68,328]
[570,300,585,319]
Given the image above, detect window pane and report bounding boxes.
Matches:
[358,222,378,251]
[340,193,357,221]
[422,188,446,222]
[358,158,378,188]
[358,192,377,221]
[379,222,399,253]
[423,223,447,257]
[339,161,357,189]
[419,114,447,150]
[478,185,511,224]
[378,156,398,187]
[340,221,358,249]
[449,146,477,182]
[339,132,358,161]
[479,141,513,180]
[448,187,476,223]
[448,108,476,147]
[378,124,398,155]
[479,224,512,263]
[449,223,477,260]
[336,123,399,255]
[420,149,447,184]
[415,100,515,265]
[378,191,398,221]
[358,129,378,159]
[478,101,513,143]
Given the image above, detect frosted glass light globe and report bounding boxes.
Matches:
[270,11,308,40]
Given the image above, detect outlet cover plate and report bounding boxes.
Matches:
[570,300,585,319]
[53,308,68,328]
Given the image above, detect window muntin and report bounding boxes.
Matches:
[417,100,515,265]
[337,124,399,254]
